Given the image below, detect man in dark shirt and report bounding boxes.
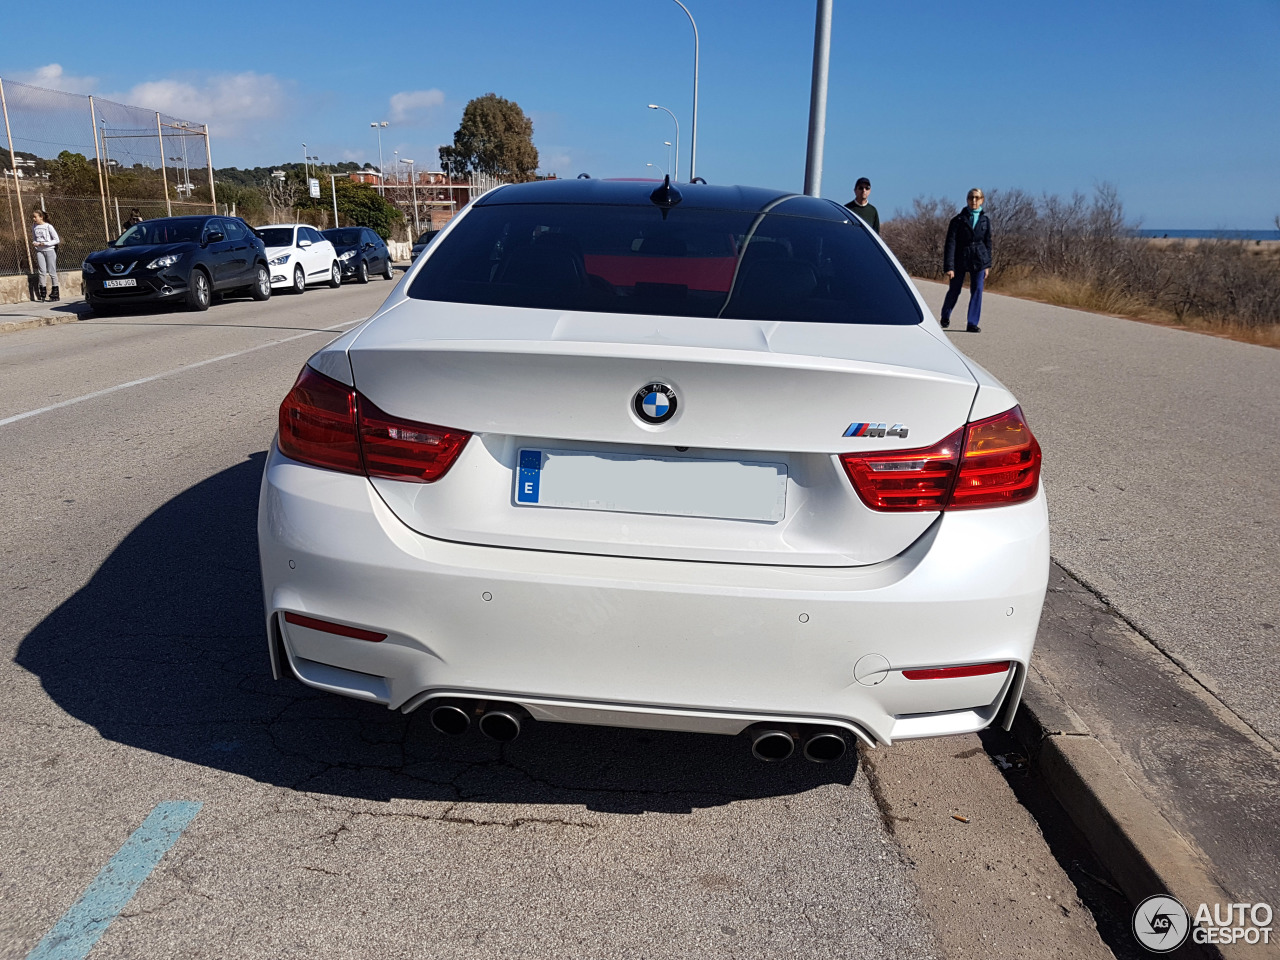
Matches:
[844,177,880,233]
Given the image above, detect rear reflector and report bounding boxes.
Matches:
[284,611,386,643]
[277,364,470,483]
[902,661,1011,681]
[840,406,1040,512]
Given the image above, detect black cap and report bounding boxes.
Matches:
[855,177,871,189]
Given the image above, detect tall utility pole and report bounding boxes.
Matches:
[302,143,309,182]
[371,121,388,194]
[803,0,833,197]
[671,0,699,182]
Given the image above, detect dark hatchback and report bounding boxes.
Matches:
[320,226,395,283]
[83,216,270,313]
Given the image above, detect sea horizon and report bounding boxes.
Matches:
[1135,229,1280,241]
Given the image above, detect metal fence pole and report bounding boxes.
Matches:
[156,112,171,217]
[203,124,216,213]
[88,96,111,241]
[0,77,34,274]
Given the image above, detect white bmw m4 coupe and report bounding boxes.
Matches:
[258,177,1048,763]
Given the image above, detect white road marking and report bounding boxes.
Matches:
[0,319,362,429]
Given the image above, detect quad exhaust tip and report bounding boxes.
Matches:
[751,729,796,762]
[478,709,522,742]
[802,731,848,763]
[751,726,849,763]
[429,703,471,737]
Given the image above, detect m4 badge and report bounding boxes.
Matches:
[843,422,909,439]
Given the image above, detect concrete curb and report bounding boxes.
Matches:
[0,309,90,336]
[1012,673,1269,959]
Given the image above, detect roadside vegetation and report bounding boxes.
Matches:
[882,186,1280,346]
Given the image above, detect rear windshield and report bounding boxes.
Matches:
[407,201,921,324]
[256,227,295,247]
[324,229,361,246]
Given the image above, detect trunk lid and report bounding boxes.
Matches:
[346,300,977,566]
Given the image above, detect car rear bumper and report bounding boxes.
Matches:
[258,443,1049,745]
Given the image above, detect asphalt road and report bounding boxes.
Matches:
[0,281,1116,959]
[917,281,1280,749]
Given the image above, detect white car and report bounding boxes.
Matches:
[257,223,340,293]
[258,179,1049,763]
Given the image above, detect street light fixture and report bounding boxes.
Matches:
[302,143,308,182]
[670,0,700,182]
[370,121,388,194]
[664,141,673,175]
[400,157,420,235]
[645,162,666,177]
[647,105,679,184]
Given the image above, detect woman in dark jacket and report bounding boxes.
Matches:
[941,188,992,332]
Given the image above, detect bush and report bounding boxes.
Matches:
[882,185,1280,332]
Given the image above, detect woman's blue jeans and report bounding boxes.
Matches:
[941,268,984,329]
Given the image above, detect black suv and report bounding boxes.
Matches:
[83,216,270,314]
[321,227,394,283]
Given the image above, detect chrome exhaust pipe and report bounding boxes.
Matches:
[478,709,522,742]
[429,703,471,736]
[750,728,795,762]
[802,731,847,763]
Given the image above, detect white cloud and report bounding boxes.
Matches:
[115,72,288,135]
[541,152,573,175]
[14,63,98,94]
[389,89,445,123]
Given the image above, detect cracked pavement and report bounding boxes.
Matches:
[0,284,1117,958]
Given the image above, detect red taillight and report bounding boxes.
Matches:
[840,429,962,511]
[277,365,470,483]
[357,397,471,483]
[902,661,1011,680]
[949,406,1042,509]
[840,406,1040,512]
[278,366,362,474]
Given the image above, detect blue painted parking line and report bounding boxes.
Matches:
[25,801,202,960]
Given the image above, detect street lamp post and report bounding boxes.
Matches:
[645,162,666,177]
[803,0,834,197]
[401,158,419,235]
[647,105,679,184]
[302,143,309,182]
[670,0,699,182]
[370,121,388,194]
[664,141,673,175]
[393,150,399,185]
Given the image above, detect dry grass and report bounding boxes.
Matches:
[985,270,1280,349]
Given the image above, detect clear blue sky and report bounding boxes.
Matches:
[3,0,1277,228]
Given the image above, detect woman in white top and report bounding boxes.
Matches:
[32,210,61,301]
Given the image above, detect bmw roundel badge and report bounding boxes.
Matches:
[633,382,678,424]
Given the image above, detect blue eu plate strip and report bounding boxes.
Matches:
[26,801,202,960]
[516,449,542,503]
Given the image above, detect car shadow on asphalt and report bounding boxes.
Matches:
[15,453,856,814]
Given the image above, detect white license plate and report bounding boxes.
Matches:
[103,278,137,288]
[514,449,787,522]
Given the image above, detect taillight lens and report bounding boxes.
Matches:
[277,365,470,483]
[839,430,962,511]
[840,406,1040,512]
[358,397,470,483]
[949,406,1041,509]
[278,366,362,474]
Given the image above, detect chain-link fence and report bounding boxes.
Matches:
[1,77,214,278]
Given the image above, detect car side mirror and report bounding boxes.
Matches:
[205,231,224,244]
[298,239,312,248]
[364,241,374,249]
